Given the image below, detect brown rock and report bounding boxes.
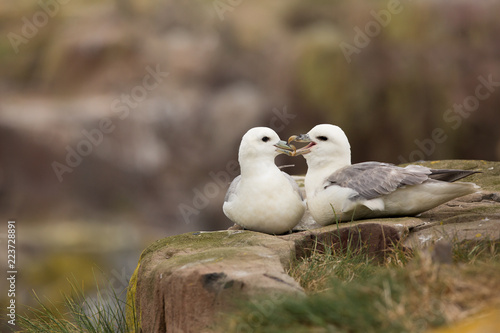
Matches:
[284,223,405,260]
[131,230,303,333]
[129,221,406,332]
[128,160,500,332]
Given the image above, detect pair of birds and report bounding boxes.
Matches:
[223,124,479,234]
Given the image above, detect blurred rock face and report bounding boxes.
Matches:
[1,0,500,232]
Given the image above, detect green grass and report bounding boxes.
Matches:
[288,237,378,293]
[224,239,500,333]
[16,273,139,333]
[14,240,500,333]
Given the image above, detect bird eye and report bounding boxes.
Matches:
[262,136,270,142]
[317,136,328,141]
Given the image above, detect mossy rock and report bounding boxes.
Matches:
[127,160,500,332]
[127,225,405,332]
[410,160,500,192]
[127,230,302,332]
[401,160,500,247]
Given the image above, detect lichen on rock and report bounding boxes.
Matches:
[127,160,500,332]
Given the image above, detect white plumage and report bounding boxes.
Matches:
[293,124,479,225]
[223,127,305,234]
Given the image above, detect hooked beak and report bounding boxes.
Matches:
[288,134,315,156]
[274,140,296,156]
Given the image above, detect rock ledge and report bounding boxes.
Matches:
[127,160,500,332]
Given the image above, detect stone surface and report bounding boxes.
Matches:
[129,224,406,332]
[128,160,500,332]
[292,160,500,247]
[404,160,500,247]
[129,230,303,333]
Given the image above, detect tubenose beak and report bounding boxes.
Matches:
[274,140,296,156]
[288,134,315,156]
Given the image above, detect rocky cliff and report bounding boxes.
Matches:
[127,160,499,332]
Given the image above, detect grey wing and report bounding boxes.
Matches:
[224,175,241,202]
[429,169,479,182]
[326,162,431,200]
[282,172,304,201]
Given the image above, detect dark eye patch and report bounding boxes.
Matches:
[262,136,270,142]
[317,136,328,141]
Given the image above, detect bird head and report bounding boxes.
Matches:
[239,127,295,162]
[288,124,351,168]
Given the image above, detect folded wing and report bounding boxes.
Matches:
[325,162,432,201]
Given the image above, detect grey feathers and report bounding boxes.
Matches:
[325,162,479,201]
[224,175,241,202]
[429,169,480,182]
[325,162,432,201]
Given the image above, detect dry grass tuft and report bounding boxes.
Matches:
[225,239,500,332]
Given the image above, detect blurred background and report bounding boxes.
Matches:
[1,0,499,327]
